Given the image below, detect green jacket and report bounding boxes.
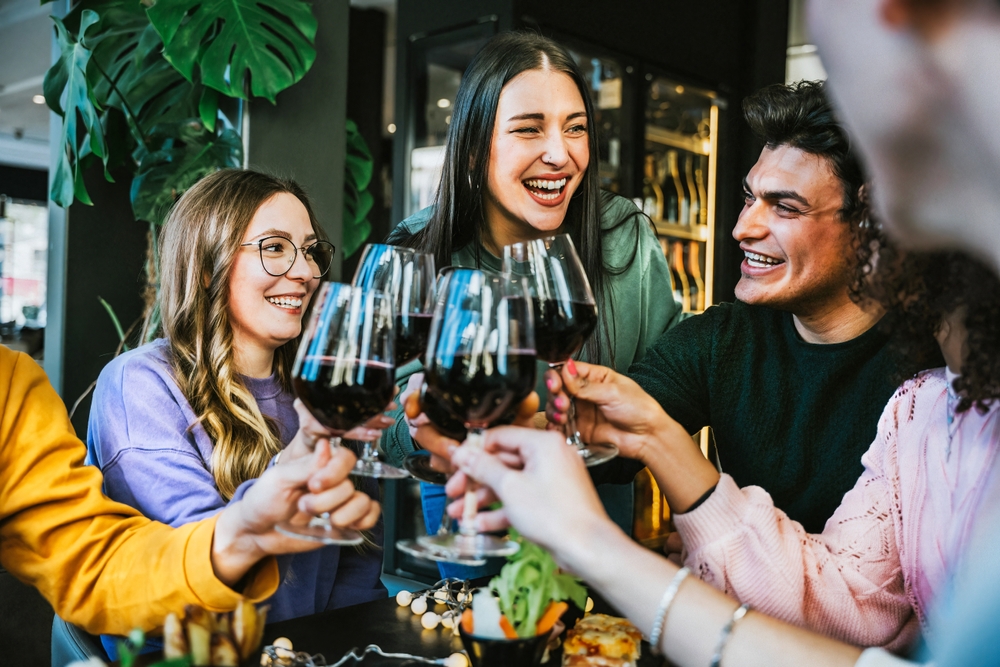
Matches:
[381,194,682,533]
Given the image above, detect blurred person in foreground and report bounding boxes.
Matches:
[0,343,380,636]
[810,0,1000,664]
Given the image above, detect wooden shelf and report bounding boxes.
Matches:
[653,221,709,242]
[645,125,711,156]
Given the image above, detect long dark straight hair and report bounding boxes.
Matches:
[393,31,635,363]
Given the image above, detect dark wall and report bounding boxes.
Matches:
[344,6,388,280]
[0,165,47,202]
[63,165,148,435]
[393,0,789,302]
[249,0,349,280]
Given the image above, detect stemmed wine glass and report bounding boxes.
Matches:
[396,269,536,563]
[349,243,436,478]
[276,283,396,544]
[503,234,619,466]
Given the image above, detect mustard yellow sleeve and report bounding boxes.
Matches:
[0,346,278,635]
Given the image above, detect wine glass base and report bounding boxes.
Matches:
[575,441,619,467]
[402,450,450,485]
[395,539,488,567]
[352,459,411,479]
[417,532,520,560]
[275,517,364,545]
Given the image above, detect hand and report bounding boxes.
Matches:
[211,443,381,586]
[663,531,684,566]
[545,361,680,464]
[448,425,619,573]
[405,378,540,473]
[283,400,396,463]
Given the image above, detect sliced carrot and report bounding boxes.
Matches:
[536,601,568,636]
[461,608,474,634]
[498,614,519,639]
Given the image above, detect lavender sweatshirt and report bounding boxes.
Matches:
[86,339,386,626]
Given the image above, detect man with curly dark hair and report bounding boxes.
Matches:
[595,80,936,536]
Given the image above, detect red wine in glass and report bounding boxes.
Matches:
[533,298,599,363]
[394,311,434,366]
[294,358,396,431]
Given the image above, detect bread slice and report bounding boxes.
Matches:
[562,613,641,667]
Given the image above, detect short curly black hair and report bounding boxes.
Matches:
[867,247,1000,413]
[743,81,885,301]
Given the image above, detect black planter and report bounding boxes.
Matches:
[458,625,549,667]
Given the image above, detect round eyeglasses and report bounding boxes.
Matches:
[240,236,335,279]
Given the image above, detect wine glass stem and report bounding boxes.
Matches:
[361,437,378,463]
[458,428,485,537]
[551,363,585,449]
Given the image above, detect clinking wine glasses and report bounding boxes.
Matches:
[349,243,436,478]
[397,269,536,563]
[503,234,619,466]
[276,283,396,545]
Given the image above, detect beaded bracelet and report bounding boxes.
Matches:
[709,603,750,667]
[648,566,690,655]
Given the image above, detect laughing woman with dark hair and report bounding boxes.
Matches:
[380,30,681,575]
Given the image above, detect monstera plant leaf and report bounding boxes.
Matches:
[130,120,243,222]
[44,9,108,207]
[147,0,318,103]
[342,119,373,258]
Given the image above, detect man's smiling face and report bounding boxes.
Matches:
[733,144,855,314]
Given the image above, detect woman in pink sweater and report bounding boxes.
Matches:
[543,249,1000,652]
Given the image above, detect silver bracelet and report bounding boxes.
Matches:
[648,566,690,655]
[709,603,750,667]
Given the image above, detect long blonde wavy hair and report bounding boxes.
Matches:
[158,169,325,500]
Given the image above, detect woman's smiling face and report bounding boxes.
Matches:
[228,192,320,365]
[483,67,590,244]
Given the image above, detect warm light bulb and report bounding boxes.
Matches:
[387,123,396,134]
[396,590,413,606]
[421,611,441,629]
[32,94,45,105]
[437,98,450,108]
[411,596,428,615]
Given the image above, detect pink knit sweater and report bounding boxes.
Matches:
[674,368,1000,651]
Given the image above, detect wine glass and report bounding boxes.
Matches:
[349,243,436,478]
[396,269,536,563]
[503,234,619,466]
[276,283,396,544]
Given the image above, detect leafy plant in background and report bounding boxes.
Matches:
[343,118,374,258]
[43,0,374,349]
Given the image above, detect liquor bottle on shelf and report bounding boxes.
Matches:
[685,153,700,226]
[667,150,689,225]
[641,154,664,220]
[661,237,684,306]
[695,156,709,226]
[689,242,706,312]
[661,152,678,223]
[671,241,691,312]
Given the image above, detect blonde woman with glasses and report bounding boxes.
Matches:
[85,169,387,659]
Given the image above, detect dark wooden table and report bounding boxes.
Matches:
[125,590,667,666]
